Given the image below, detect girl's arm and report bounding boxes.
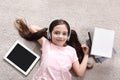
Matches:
[72,44,89,77]
[29,25,47,45]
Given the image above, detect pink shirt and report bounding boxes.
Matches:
[32,37,78,80]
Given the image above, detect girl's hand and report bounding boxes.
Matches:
[81,44,89,55]
[29,25,41,33]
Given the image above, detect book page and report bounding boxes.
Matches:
[91,27,115,58]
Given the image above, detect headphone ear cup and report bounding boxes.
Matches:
[47,31,51,39]
[67,30,71,41]
[67,35,70,41]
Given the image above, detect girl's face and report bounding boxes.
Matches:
[51,24,68,47]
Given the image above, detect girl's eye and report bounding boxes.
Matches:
[63,32,67,36]
[54,31,68,36]
[54,31,60,35]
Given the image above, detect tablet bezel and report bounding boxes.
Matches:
[4,40,40,76]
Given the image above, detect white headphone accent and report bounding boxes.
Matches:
[47,28,51,39]
[67,29,71,41]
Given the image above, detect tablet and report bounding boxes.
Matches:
[4,40,40,76]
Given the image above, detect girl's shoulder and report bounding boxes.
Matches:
[37,36,50,46]
[66,45,76,52]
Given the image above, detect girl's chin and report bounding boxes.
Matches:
[54,43,65,47]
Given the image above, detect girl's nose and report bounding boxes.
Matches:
[59,34,63,38]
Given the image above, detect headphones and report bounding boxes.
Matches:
[47,26,71,41]
[47,28,51,39]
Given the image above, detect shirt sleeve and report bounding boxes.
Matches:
[40,37,51,53]
[72,49,78,63]
[40,37,46,45]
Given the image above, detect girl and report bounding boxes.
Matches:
[15,18,89,80]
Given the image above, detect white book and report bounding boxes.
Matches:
[91,27,115,58]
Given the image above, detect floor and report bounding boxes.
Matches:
[0,0,120,80]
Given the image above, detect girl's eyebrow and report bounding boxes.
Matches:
[63,31,68,33]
